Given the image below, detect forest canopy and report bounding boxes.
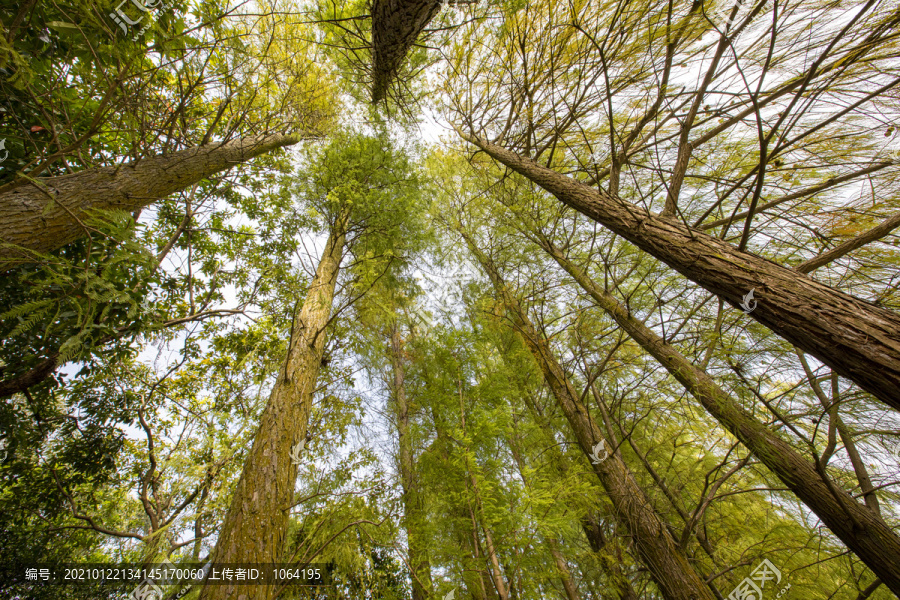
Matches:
[1,0,900,599]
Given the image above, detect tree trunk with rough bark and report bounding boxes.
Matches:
[580,515,641,600]
[507,360,640,600]
[546,539,580,600]
[371,0,443,103]
[463,233,715,600]
[0,133,298,269]
[459,132,900,412]
[531,229,900,595]
[458,378,510,600]
[388,325,433,600]
[198,206,350,600]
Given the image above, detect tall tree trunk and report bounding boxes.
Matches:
[506,419,582,600]
[579,514,641,600]
[462,233,715,600]
[388,324,433,600]
[508,369,640,600]
[459,379,510,600]
[371,0,443,102]
[531,229,900,595]
[459,132,900,412]
[546,539,581,600]
[198,206,350,600]
[0,133,298,269]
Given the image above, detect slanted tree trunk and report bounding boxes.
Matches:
[459,132,900,412]
[371,0,443,103]
[462,232,715,600]
[546,539,580,600]
[387,324,433,600]
[458,378,510,600]
[506,360,640,600]
[0,133,298,269]
[579,514,640,600]
[505,419,581,600]
[530,228,900,595]
[198,205,350,600]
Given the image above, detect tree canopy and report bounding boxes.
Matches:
[2,0,900,599]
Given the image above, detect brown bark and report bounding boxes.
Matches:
[0,353,59,398]
[795,209,900,273]
[0,133,298,269]
[463,235,715,600]
[198,205,350,600]
[459,380,509,600]
[547,539,580,600]
[579,515,640,600]
[510,369,640,600]
[371,0,443,103]
[460,132,900,412]
[388,325,432,600]
[531,231,900,595]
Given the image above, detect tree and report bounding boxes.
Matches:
[460,132,900,413]
[371,0,443,103]
[199,132,426,600]
[455,218,716,600]
[515,206,900,594]
[441,0,900,410]
[0,133,299,269]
